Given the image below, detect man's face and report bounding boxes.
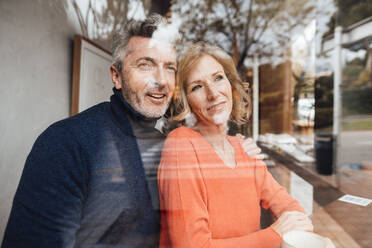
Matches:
[111,36,177,118]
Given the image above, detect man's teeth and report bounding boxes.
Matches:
[148,93,165,99]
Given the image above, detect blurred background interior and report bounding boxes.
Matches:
[0,0,371,247]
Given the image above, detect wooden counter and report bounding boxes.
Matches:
[262,146,371,248]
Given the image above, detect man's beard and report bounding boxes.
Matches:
[120,77,170,119]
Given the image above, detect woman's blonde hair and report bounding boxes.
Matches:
[170,42,251,125]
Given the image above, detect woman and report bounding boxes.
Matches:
[158,42,313,248]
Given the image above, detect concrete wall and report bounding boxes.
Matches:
[0,0,80,239]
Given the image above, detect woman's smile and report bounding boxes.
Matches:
[185,55,233,127]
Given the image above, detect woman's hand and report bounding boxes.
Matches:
[235,134,265,160]
[270,211,313,238]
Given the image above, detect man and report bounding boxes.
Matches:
[2,14,261,248]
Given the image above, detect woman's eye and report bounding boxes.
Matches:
[191,85,202,92]
[215,75,224,81]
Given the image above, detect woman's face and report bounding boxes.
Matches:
[185,55,233,127]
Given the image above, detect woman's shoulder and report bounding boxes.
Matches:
[161,127,200,163]
[163,126,204,151]
[167,126,199,139]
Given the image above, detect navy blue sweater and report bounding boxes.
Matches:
[2,90,161,248]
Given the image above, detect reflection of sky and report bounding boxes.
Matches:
[291,20,316,77]
[345,49,367,63]
[127,0,146,20]
[314,0,336,75]
[316,51,333,75]
[315,0,336,52]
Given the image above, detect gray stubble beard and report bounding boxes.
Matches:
[120,77,169,119]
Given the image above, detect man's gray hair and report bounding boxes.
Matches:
[111,13,168,72]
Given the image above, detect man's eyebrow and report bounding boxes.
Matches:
[165,61,177,66]
[135,57,155,64]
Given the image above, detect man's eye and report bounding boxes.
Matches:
[191,85,202,92]
[167,66,177,72]
[138,63,153,70]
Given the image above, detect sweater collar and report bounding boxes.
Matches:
[110,88,160,132]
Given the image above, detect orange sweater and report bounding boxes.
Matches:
[158,127,304,248]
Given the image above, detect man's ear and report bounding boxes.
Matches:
[110,65,122,90]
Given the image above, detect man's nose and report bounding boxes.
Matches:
[154,68,167,88]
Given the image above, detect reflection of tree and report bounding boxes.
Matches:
[171,0,315,71]
[71,0,149,44]
[325,0,372,35]
[343,56,372,89]
[324,0,372,74]
[341,53,372,116]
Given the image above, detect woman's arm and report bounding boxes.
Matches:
[254,159,305,216]
[158,130,282,248]
[254,159,313,237]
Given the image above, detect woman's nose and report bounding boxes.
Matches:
[206,84,218,100]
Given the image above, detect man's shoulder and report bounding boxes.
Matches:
[54,101,109,127]
[62,101,110,125]
[38,102,111,143]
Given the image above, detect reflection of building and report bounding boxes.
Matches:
[322,17,372,58]
[253,22,316,137]
[320,17,372,133]
[259,62,293,134]
[317,16,372,183]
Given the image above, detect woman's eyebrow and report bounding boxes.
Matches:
[188,71,223,86]
[211,70,224,76]
[188,79,203,86]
